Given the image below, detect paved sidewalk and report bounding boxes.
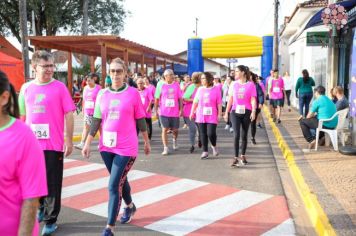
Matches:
[272,107,356,235]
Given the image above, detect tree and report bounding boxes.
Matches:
[0,0,128,44]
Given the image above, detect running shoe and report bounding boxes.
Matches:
[277,119,281,124]
[200,152,209,159]
[120,203,137,224]
[257,123,263,129]
[101,228,114,236]
[231,158,239,167]
[190,145,195,153]
[183,124,188,129]
[37,207,44,223]
[251,138,257,145]
[162,147,169,156]
[229,127,234,133]
[42,223,58,236]
[173,139,179,150]
[74,142,84,150]
[212,146,219,156]
[224,125,230,130]
[240,156,248,165]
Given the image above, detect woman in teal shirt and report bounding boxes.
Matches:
[295,69,315,118]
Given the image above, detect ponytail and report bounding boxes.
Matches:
[302,69,310,84]
[0,70,19,118]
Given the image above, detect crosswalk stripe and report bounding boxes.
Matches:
[63,163,105,177]
[261,218,296,236]
[133,184,238,227]
[83,179,208,217]
[145,190,272,236]
[62,174,179,210]
[62,170,155,199]
[188,195,291,236]
[64,160,90,169]
[63,159,76,163]
[63,168,109,187]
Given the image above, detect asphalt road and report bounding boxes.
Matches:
[44,119,295,236]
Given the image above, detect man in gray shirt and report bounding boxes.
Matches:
[334,86,349,111]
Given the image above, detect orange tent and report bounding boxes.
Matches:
[0,51,25,92]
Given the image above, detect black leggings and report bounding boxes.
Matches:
[146,118,152,140]
[250,108,261,139]
[230,110,252,157]
[197,123,217,152]
[285,90,291,106]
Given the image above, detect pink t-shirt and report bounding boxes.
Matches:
[269,78,284,99]
[94,86,146,157]
[0,118,47,236]
[19,79,76,152]
[83,84,101,116]
[157,82,182,117]
[182,84,198,118]
[139,88,153,118]
[230,81,257,111]
[194,86,222,124]
[146,84,156,100]
[214,83,223,92]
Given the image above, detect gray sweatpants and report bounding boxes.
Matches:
[184,117,197,146]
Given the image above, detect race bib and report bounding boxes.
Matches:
[273,87,281,93]
[103,131,117,148]
[203,107,213,116]
[85,101,94,109]
[165,99,175,107]
[108,111,120,120]
[236,105,245,114]
[31,124,50,139]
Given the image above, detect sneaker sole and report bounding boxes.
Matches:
[42,225,58,236]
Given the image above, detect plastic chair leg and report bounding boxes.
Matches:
[315,129,320,151]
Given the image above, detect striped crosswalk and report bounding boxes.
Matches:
[62,158,296,235]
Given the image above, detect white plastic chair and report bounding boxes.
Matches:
[315,108,349,151]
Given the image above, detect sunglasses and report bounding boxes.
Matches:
[110,69,124,74]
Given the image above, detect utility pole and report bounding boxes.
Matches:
[19,0,30,80]
[195,18,198,37]
[273,0,279,70]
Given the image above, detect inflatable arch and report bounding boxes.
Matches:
[187,34,273,79]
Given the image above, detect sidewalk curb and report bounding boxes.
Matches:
[262,107,336,236]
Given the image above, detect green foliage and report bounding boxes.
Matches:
[72,62,101,78]
[0,0,128,43]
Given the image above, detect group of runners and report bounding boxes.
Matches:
[0,49,291,236]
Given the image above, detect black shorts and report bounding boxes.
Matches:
[270,99,284,108]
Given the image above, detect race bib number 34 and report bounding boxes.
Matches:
[103,131,117,148]
[31,124,50,139]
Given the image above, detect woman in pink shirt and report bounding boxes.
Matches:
[183,72,202,153]
[224,65,257,167]
[190,72,222,159]
[0,71,47,236]
[75,73,102,149]
[137,78,154,139]
[82,58,151,236]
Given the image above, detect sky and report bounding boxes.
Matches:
[7,0,302,67]
[120,0,300,54]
